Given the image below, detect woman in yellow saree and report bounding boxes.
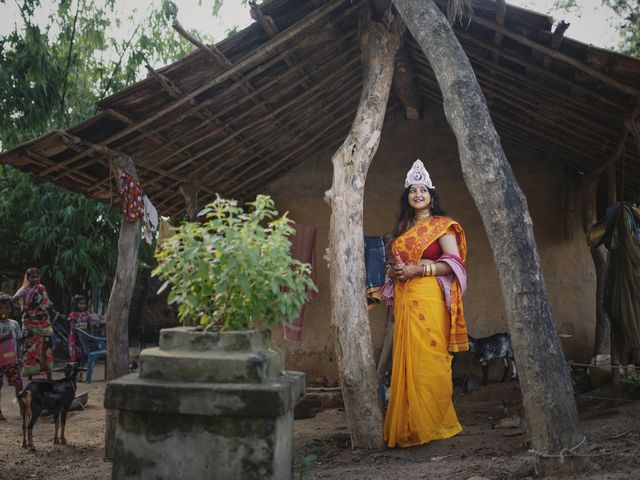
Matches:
[383,159,469,448]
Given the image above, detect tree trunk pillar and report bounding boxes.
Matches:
[579,173,610,356]
[394,0,587,474]
[104,154,141,459]
[324,8,401,450]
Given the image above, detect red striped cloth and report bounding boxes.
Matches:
[283,223,317,343]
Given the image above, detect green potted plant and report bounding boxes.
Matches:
[107,195,315,480]
[153,194,316,331]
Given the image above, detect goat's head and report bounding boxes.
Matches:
[56,362,86,379]
[467,335,477,354]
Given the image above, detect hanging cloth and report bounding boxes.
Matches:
[118,172,144,222]
[283,223,317,343]
[142,195,159,245]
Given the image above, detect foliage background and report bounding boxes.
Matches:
[0,0,213,310]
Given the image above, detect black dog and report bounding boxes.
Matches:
[468,333,517,385]
[18,363,85,451]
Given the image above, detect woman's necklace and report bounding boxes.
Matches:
[413,212,432,225]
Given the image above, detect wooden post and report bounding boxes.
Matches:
[104,154,141,459]
[324,7,402,449]
[606,156,620,385]
[179,182,200,221]
[579,172,610,356]
[394,0,587,475]
[393,44,422,120]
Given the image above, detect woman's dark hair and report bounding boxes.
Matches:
[391,186,446,240]
[22,267,40,287]
[71,294,88,311]
[0,292,12,306]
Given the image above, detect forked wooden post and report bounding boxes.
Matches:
[104,153,141,459]
[394,0,588,475]
[324,7,402,449]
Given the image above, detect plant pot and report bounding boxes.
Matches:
[105,326,305,480]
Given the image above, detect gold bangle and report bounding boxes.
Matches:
[422,264,427,277]
[431,263,437,276]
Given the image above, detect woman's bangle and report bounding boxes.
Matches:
[430,263,437,276]
[421,264,427,277]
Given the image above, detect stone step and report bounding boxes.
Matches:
[105,371,306,417]
[139,347,284,383]
[159,327,273,353]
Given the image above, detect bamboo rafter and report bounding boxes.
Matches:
[38,0,352,177]
[432,0,640,98]
[156,73,363,210]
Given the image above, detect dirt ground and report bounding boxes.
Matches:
[1,367,639,480]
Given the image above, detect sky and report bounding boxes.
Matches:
[0,0,625,51]
[0,1,253,43]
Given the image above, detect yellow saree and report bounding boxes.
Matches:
[383,216,468,448]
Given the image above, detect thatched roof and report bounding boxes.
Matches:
[1,0,639,216]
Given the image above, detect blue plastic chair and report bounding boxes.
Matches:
[51,311,69,350]
[73,328,107,383]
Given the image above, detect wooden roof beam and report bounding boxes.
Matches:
[420,86,601,176]
[251,0,346,124]
[426,32,624,111]
[192,75,362,192]
[177,57,361,182]
[543,20,570,69]
[144,63,269,161]
[394,42,422,120]
[38,0,352,176]
[224,96,362,196]
[491,0,507,63]
[596,104,640,175]
[156,76,362,208]
[86,106,220,193]
[432,0,640,98]
[624,104,640,155]
[171,21,327,168]
[450,43,622,124]
[172,21,272,117]
[20,148,97,187]
[415,79,604,170]
[139,42,360,189]
[413,51,624,142]
[68,108,196,193]
[157,55,360,183]
[57,131,216,197]
[128,30,358,166]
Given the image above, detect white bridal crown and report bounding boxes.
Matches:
[404,159,434,189]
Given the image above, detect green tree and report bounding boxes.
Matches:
[605,0,640,56]
[0,0,212,307]
[553,0,639,56]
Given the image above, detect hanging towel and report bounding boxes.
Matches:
[283,223,317,343]
[142,195,159,245]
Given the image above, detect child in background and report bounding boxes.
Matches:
[0,292,23,421]
[67,295,103,381]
